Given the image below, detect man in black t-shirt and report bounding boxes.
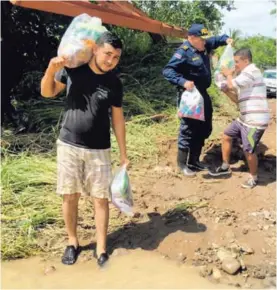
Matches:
[41,32,128,267]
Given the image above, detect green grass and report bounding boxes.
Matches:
[112,107,179,164]
[1,153,61,259]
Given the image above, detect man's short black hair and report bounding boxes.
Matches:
[96,31,123,50]
[234,48,252,62]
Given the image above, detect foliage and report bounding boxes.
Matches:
[107,26,153,56]
[214,31,276,71]
[228,29,242,47]
[133,0,229,33]
[1,1,70,71]
[208,81,224,110]
[270,0,276,15]
[237,36,276,69]
[19,98,64,132]
[1,1,71,104]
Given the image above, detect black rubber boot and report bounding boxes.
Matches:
[188,145,209,171]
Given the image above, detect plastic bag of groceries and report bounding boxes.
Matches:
[214,44,235,89]
[58,13,107,68]
[178,87,205,121]
[110,165,134,217]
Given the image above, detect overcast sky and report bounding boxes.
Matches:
[220,0,276,38]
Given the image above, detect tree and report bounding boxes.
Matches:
[237,36,276,69]
[1,1,71,71]
[270,0,276,14]
[133,0,230,33]
[1,1,71,100]
[228,29,242,47]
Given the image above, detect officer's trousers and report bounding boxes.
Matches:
[178,93,213,160]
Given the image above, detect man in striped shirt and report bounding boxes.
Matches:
[209,48,270,189]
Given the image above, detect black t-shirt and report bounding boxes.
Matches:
[55,64,123,149]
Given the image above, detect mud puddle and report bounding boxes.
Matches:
[2,249,233,289]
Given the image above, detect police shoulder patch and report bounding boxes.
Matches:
[182,45,189,50]
[174,52,182,59]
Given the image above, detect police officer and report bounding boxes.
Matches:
[163,24,232,176]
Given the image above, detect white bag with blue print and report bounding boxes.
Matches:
[178,87,205,121]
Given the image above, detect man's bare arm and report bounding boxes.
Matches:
[41,57,66,98]
[224,90,238,104]
[111,106,129,167]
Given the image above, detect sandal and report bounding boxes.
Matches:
[97,253,109,267]
[93,250,109,267]
[61,245,79,265]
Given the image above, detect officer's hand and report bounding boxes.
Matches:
[184,81,195,91]
[226,38,233,46]
[47,56,67,75]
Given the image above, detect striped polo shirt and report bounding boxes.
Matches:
[232,63,270,129]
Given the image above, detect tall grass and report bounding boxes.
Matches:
[1,153,61,259]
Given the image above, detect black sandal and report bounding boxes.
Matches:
[93,250,109,267]
[61,245,79,265]
[97,253,109,267]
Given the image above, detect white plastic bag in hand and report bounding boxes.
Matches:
[110,165,134,217]
[178,87,205,121]
[214,44,235,89]
[58,13,107,68]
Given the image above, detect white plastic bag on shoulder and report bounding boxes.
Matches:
[58,13,107,68]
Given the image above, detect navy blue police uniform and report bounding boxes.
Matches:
[163,24,229,172]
